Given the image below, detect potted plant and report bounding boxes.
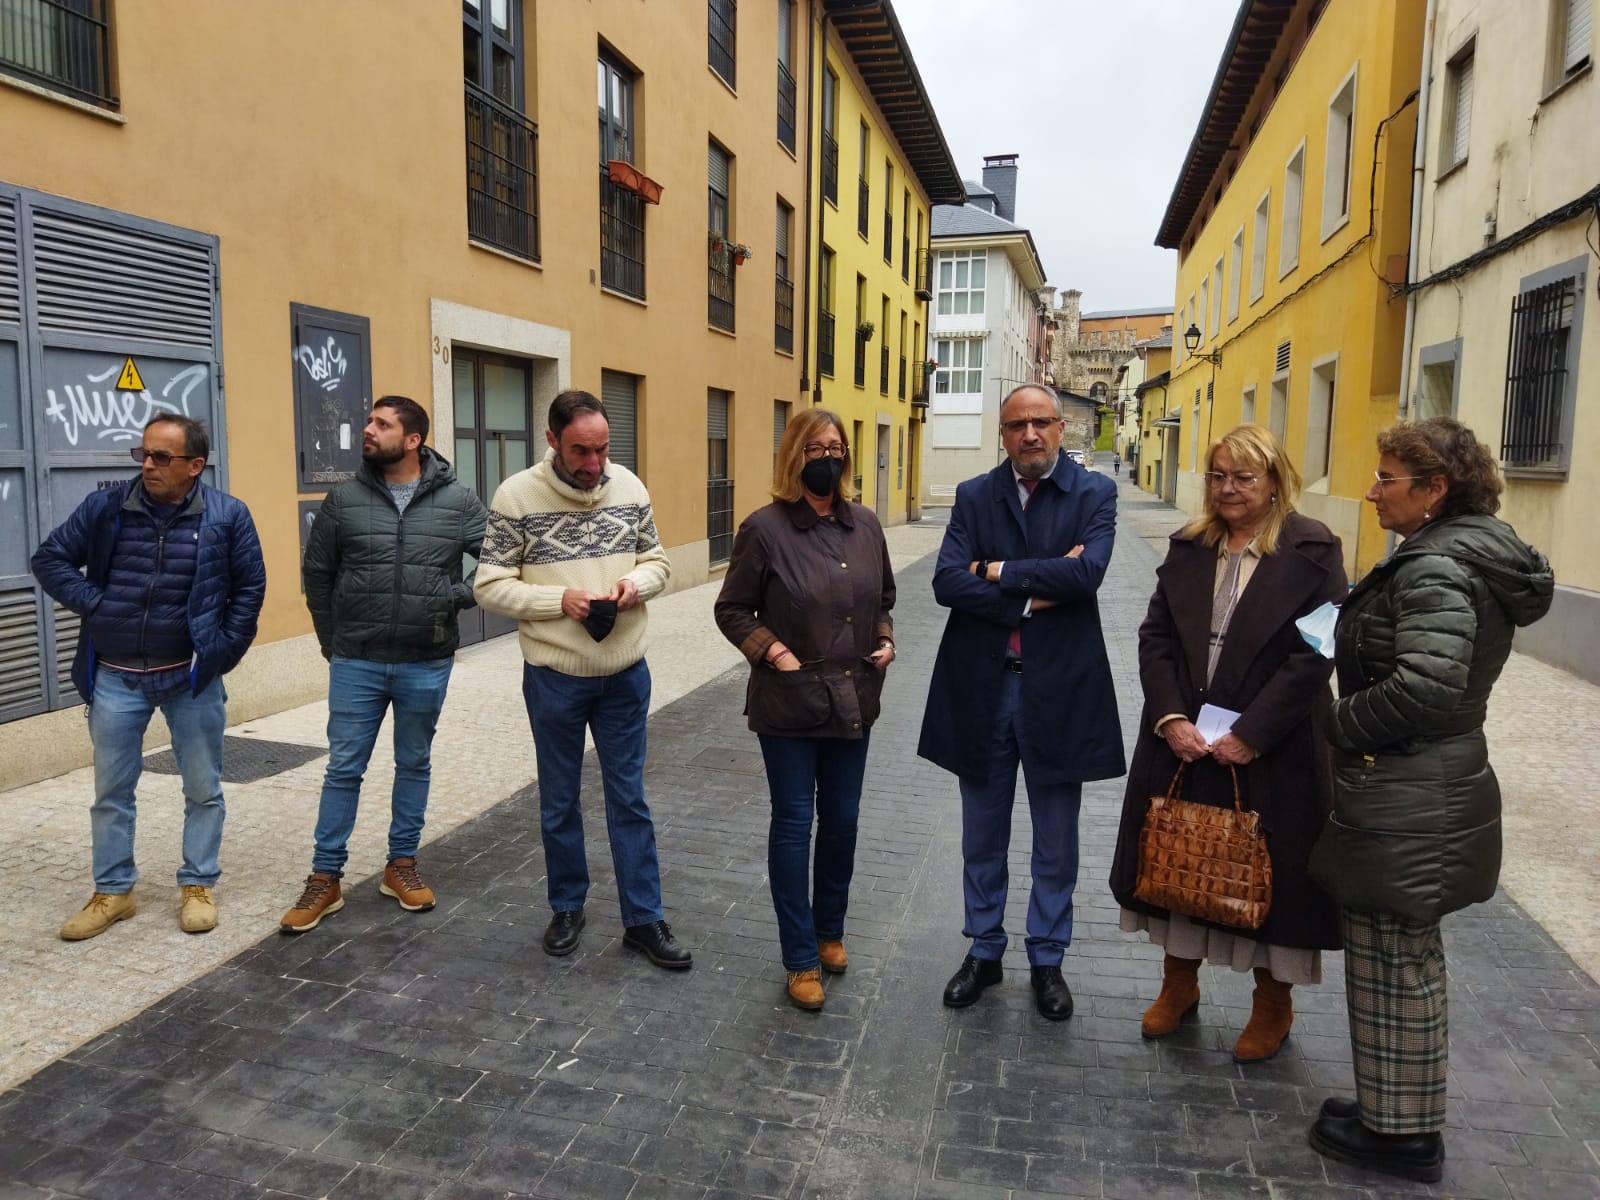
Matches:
[856,320,876,342]
[922,357,938,375]
[731,243,752,266]
[709,232,727,254]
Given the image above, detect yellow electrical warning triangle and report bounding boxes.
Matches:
[116,357,145,392]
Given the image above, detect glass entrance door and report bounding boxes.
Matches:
[453,350,532,645]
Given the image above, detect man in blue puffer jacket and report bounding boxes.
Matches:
[31,415,266,941]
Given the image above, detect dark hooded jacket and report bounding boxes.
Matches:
[1308,514,1553,922]
[302,447,487,662]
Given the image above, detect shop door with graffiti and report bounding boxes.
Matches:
[0,184,224,723]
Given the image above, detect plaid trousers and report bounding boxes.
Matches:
[1342,907,1448,1134]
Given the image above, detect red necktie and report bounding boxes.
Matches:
[1006,478,1039,658]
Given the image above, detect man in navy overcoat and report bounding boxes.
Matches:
[918,384,1125,1019]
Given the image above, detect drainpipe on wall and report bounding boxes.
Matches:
[802,0,834,405]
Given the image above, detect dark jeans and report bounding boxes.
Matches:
[757,732,871,971]
[522,659,663,927]
[958,670,1082,966]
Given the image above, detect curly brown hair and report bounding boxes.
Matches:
[1376,417,1502,518]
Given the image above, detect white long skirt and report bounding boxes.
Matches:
[1120,907,1322,985]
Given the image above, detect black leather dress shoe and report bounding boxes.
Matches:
[624,920,693,970]
[1319,1096,1359,1120]
[1030,965,1074,1021]
[942,954,1003,1008]
[542,909,585,956]
[1307,1114,1443,1183]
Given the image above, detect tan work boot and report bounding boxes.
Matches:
[1234,968,1294,1062]
[280,873,344,934]
[179,885,217,933]
[60,891,137,941]
[818,939,848,974]
[787,968,825,1011]
[1141,954,1202,1039]
[380,857,435,912]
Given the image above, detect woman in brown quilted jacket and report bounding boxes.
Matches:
[1109,424,1347,1062]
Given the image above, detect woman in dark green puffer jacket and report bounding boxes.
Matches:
[1306,419,1552,1184]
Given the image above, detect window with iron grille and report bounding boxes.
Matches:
[465,0,538,262]
[708,0,736,88]
[708,141,735,332]
[0,0,116,108]
[776,0,796,151]
[818,245,835,377]
[775,200,794,352]
[599,52,645,299]
[1502,265,1584,472]
[821,69,839,205]
[707,389,734,564]
[901,192,911,281]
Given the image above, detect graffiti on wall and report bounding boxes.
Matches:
[42,359,210,449]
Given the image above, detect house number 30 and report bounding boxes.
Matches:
[431,337,451,364]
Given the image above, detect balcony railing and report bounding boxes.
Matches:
[879,344,890,394]
[709,243,735,332]
[775,275,794,353]
[821,132,838,205]
[883,211,893,262]
[857,176,869,238]
[707,477,735,564]
[915,247,934,300]
[777,61,797,152]
[898,355,907,399]
[466,82,540,262]
[818,310,835,377]
[1,0,114,107]
[601,168,646,299]
[708,0,736,87]
[853,334,866,388]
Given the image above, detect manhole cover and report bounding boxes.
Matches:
[687,746,766,776]
[144,735,326,784]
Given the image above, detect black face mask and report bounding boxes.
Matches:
[581,598,618,642]
[800,456,846,497]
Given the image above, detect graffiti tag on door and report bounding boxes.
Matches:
[42,358,210,448]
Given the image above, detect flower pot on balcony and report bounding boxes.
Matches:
[732,244,752,266]
[608,160,664,204]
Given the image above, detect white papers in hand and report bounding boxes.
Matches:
[1195,703,1241,745]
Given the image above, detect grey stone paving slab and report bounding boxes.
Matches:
[2,483,1598,1198]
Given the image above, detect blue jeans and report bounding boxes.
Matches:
[522,660,663,927]
[757,733,871,971]
[88,666,227,892]
[313,656,454,877]
[958,670,1083,966]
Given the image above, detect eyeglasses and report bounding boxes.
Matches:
[802,443,847,460]
[129,448,199,467]
[1203,470,1262,489]
[1372,471,1426,488]
[1001,417,1060,435]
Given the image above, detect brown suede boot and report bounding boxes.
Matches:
[1234,968,1293,1062]
[1141,955,1201,1039]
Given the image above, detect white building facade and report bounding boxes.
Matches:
[1406,0,1597,681]
[922,156,1047,504]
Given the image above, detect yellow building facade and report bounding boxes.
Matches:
[1,0,952,785]
[802,3,963,526]
[1134,341,1176,500]
[1156,0,1423,577]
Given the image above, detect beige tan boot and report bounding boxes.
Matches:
[817,940,848,974]
[787,968,825,1010]
[60,891,136,941]
[179,885,217,933]
[1234,968,1293,1062]
[1141,954,1201,1039]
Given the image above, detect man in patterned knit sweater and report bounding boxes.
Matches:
[475,389,691,969]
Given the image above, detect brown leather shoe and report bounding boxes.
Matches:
[1234,968,1293,1062]
[787,968,825,1010]
[280,873,344,934]
[1141,955,1201,1039]
[59,891,136,941]
[818,939,848,974]
[380,857,435,912]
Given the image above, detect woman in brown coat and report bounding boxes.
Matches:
[1110,424,1347,1061]
[714,409,895,1012]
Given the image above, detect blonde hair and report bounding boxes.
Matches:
[1180,423,1301,554]
[771,407,856,503]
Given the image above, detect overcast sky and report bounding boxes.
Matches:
[893,0,1239,313]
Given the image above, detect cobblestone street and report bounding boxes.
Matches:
[2,472,1597,1200]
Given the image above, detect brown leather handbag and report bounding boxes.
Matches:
[1134,762,1273,930]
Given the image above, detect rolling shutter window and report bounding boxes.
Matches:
[708,389,729,440]
[708,144,730,196]
[1451,52,1473,165]
[0,196,18,325]
[601,369,639,472]
[1567,0,1593,73]
[773,400,788,451]
[31,209,215,346]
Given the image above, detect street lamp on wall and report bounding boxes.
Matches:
[1183,323,1221,366]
